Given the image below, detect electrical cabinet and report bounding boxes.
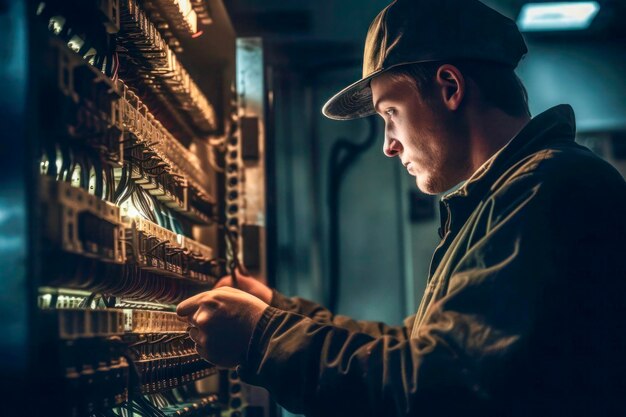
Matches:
[0,1,269,416]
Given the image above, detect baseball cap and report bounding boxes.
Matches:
[322,0,528,120]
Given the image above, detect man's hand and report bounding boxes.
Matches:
[176,287,269,368]
[215,269,273,304]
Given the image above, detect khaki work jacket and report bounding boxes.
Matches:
[239,105,626,417]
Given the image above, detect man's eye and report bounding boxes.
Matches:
[385,109,396,117]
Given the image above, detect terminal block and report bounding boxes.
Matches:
[124,309,187,334]
[59,339,129,415]
[125,216,214,283]
[128,334,216,394]
[145,0,199,35]
[41,176,125,263]
[119,81,215,223]
[41,308,126,339]
[48,38,123,165]
[178,235,214,281]
[118,0,217,132]
[123,309,217,394]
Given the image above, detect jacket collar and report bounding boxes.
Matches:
[442,104,577,205]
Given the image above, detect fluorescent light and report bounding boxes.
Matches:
[518,2,601,31]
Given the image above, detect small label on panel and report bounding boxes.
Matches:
[241,117,260,161]
[242,224,262,270]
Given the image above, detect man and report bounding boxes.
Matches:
[177,0,626,415]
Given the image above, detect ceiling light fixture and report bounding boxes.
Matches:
[518,2,601,32]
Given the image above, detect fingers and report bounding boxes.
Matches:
[235,267,250,279]
[214,276,233,289]
[214,286,242,294]
[177,286,263,369]
[176,299,199,317]
[216,269,251,288]
[178,287,239,320]
[188,326,211,363]
[176,291,208,317]
[190,303,214,327]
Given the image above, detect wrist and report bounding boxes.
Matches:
[240,306,278,367]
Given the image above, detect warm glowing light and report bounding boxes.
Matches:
[155,0,198,34]
[518,2,600,31]
[67,35,84,53]
[48,16,65,35]
[122,201,145,220]
[55,156,62,175]
[71,165,82,188]
[39,294,52,308]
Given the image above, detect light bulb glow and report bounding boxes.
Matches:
[518,2,600,31]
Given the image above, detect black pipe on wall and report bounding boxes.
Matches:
[326,117,378,312]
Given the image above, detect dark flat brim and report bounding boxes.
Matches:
[321,68,385,120]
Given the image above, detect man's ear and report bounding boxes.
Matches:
[435,64,465,111]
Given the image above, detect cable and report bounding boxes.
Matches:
[135,187,157,223]
[116,185,134,206]
[222,225,248,289]
[147,334,169,344]
[60,144,72,182]
[115,164,133,205]
[106,165,116,202]
[78,292,97,309]
[80,155,91,190]
[136,397,168,417]
[112,52,120,82]
[145,240,168,256]
[93,156,104,199]
[158,206,171,231]
[131,186,156,223]
[165,209,182,235]
[327,117,378,312]
[152,201,165,227]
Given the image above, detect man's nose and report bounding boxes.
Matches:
[383,135,403,158]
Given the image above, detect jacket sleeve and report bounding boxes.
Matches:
[270,289,415,341]
[239,167,626,417]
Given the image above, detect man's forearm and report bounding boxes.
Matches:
[270,290,414,340]
[238,307,493,417]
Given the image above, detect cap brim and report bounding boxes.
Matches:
[322,69,385,121]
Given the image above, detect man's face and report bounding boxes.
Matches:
[370,71,471,194]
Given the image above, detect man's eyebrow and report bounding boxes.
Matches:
[373,95,389,114]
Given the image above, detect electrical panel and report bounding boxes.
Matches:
[6,0,269,416]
